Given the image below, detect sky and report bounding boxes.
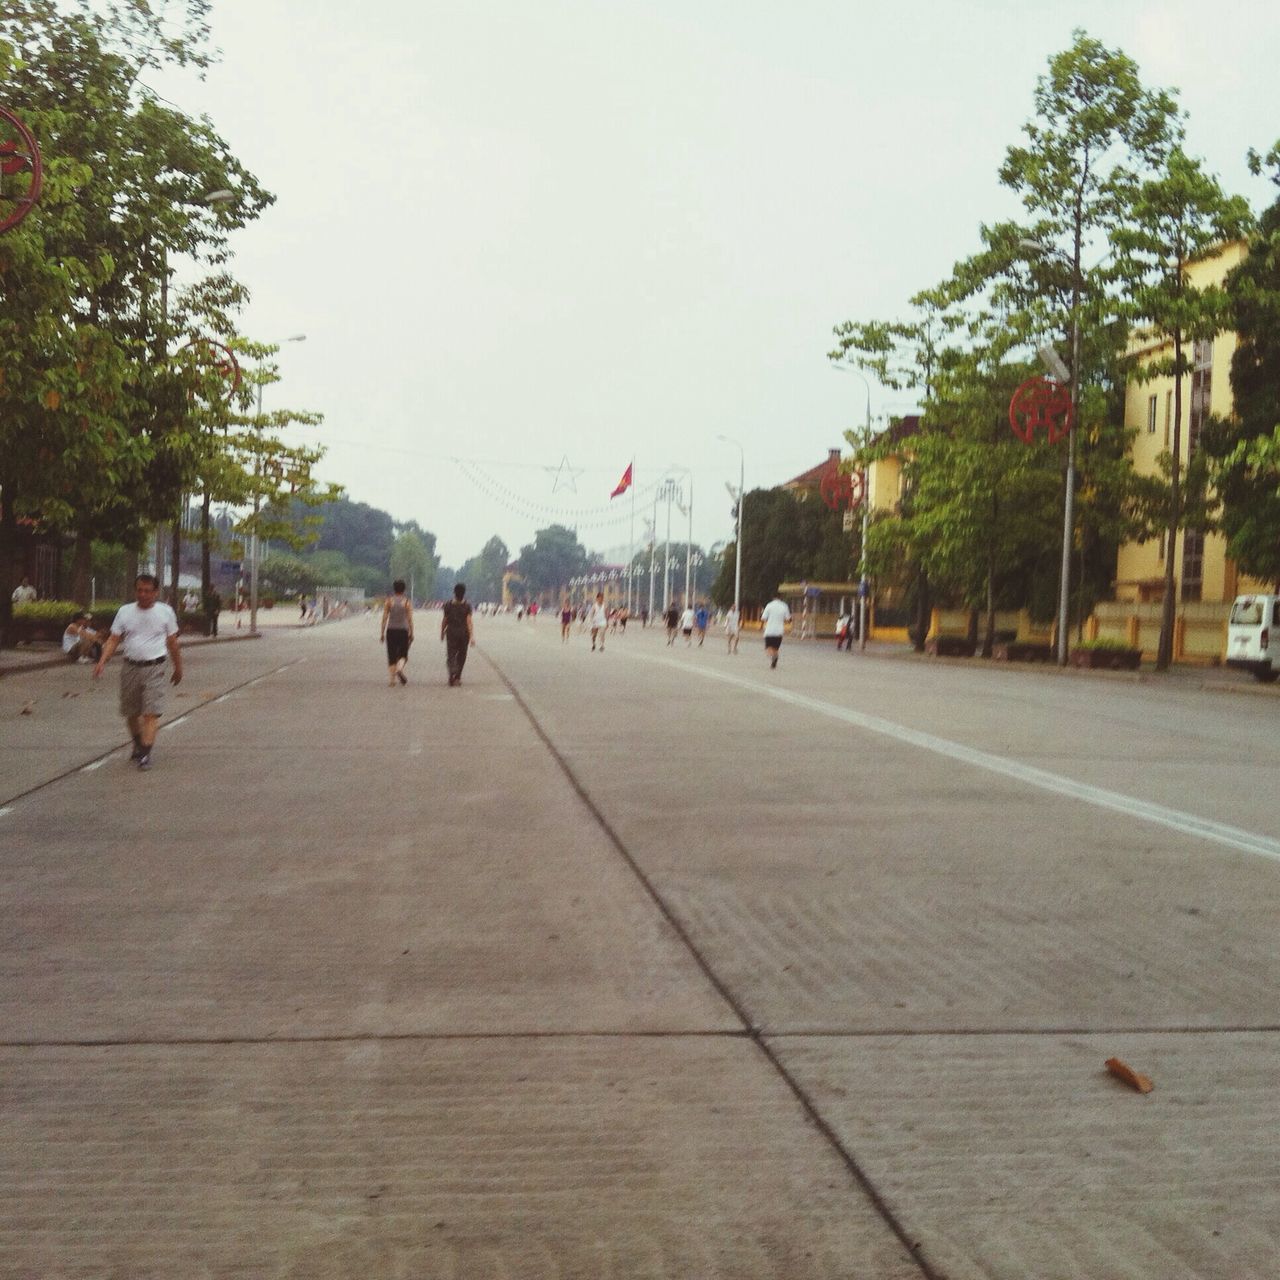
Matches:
[155,0,1280,567]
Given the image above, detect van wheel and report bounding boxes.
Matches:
[1253,669,1279,684]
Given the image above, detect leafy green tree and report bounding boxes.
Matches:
[1205,139,1280,587]
[515,525,589,599]
[260,553,319,598]
[0,2,271,638]
[390,530,434,598]
[459,535,510,603]
[1116,148,1253,667]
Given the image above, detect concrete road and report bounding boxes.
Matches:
[3,613,1278,1278]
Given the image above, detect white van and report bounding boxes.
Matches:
[1226,594,1280,683]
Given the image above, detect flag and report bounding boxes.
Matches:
[610,461,633,498]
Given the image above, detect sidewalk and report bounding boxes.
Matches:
[0,607,327,679]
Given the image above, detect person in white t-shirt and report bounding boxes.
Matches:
[724,605,740,654]
[93,574,183,771]
[11,576,37,604]
[760,595,791,669]
[588,592,609,651]
[679,604,695,646]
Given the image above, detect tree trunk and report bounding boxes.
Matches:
[0,481,17,647]
[125,544,139,592]
[170,517,181,606]
[1157,327,1184,671]
[70,533,93,605]
[909,567,931,652]
[201,491,213,603]
[982,556,996,659]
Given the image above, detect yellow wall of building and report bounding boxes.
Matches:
[1115,241,1256,604]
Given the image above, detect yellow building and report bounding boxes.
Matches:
[1114,239,1267,605]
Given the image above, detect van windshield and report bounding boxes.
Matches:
[1231,600,1264,626]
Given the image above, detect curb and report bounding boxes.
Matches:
[0,630,262,680]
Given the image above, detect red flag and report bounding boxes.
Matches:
[610,462,633,498]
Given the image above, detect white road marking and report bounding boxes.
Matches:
[80,757,111,772]
[214,694,231,704]
[627,651,1280,864]
[163,715,190,731]
[0,807,12,818]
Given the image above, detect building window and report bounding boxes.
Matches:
[1193,338,1213,370]
[1147,394,1157,434]
[1164,391,1172,448]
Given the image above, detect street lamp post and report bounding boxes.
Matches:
[717,434,744,617]
[830,365,873,649]
[1020,238,1084,667]
[249,334,307,635]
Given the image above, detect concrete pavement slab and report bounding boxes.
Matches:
[772,1031,1280,1280]
[1,623,736,1041]
[2,1037,924,1279]
[479,621,1280,1033]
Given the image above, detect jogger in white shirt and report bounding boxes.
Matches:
[760,595,791,669]
[588,592,609,651]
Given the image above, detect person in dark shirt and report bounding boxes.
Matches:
[441,582,475,686]
[664,603,679,646]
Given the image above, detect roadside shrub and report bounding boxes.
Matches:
[14,600,123,627]
[1074,637,1138,652]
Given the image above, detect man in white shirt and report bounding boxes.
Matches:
[679,604,695,646]
[11,576,37,604]
[760,595,792,669]
[94,574,183,771]
[588,591,609,651]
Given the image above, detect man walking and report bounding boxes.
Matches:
[664,602,679,646]
[441,582,474,686]
[760,593,791,670]
[724,604,740,654]
[93,574,182,770]
[588,591,609,651]
[694,602,709,646]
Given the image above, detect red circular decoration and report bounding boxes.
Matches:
[1009,376,1073,445]
[820,467,865,511]
[0,106,43,235]
[177,338,242,401]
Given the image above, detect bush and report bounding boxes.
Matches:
[14,599,123,627]
[1074,637,1139,652]
[261,596,275,609]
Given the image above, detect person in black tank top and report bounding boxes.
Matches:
[380,580,414,686]
[441,582,474,686]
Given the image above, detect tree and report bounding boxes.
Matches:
[0,3,272,639]
[390,530,434,599]
[1116,148,1253,667]
[709,489,852,609]
[459,535,509,603]
[515,525,588,599]
[1205,139,1280,587]
[259,553,319,598]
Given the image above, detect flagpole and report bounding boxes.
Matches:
[684,474,694,606]
[648,487,658,623]
[629,457,636,613]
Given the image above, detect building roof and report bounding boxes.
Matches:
[782,448,844,491]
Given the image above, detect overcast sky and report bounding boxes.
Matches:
[157,0,1280,567]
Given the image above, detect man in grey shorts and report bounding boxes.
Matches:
[94,574,183,771]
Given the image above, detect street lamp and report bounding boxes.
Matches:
[829,364,873,650]
[1019,237,1082,666]
[249,334,307,635]
[717,434,744,617]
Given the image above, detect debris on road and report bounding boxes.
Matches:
[19,702,34,715]
[1105,1057,1154,1093]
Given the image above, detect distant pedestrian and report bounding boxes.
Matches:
[442,582,475,686]
[680,604,695,646]
[724,605,740,654]
[641,607,649,628]
[694,603,709,646]
[11,576,36,604]
[93,574,182,771]
[299,595,307,622]
[665,603,679,645]
[380,578,414,686]
[589,591,609,651]
[561,599,573,643]
[760,594,791,669]
[836,609,853,652]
